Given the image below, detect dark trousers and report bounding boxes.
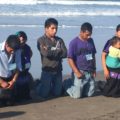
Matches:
[103,68,120,97]
[0,76,14,104]
[13,72,32,101]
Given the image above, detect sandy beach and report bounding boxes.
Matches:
[0,1,120,119]
[0,71,120,120]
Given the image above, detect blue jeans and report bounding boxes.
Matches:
[64,71,95,99]
[36,71,62,98]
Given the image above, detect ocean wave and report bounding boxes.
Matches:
[0,0,36,5]
[0,24,115,29]
[0,24,40,28]
[0,11,120,17]
[0,24,79,28]
[37,1,120,6]
[0,0,120,6]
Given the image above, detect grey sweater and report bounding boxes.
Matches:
[37,35,67,72]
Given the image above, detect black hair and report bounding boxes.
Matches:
[6,35,20,50]
[81,22,92,33]
[110,36,120,46]
[116,24,120,32]
[44,18,58,28]
[16,31,27,41]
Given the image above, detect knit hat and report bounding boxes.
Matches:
[15,31,27,41]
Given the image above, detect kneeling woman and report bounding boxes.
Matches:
[103,36,120,97]
[13,31,33,102]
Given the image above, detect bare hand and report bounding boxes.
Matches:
[75,71,84,79]
[0,80,9,89]
[104,69,110,80]
[93,71,96,78]
[7,80,14,89]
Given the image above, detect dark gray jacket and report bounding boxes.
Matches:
[37,35,67,72]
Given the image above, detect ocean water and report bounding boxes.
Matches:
[0,0,120,78]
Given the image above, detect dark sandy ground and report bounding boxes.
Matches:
[0,71,120,120]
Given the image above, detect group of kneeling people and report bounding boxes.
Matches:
[0,18,120,106]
